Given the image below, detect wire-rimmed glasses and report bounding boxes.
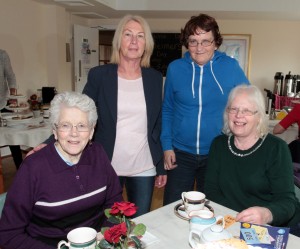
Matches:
[227,107,258,116]
[55,122,91,132]
[188,39,214,47]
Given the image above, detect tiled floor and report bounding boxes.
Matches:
[2,156,164,211]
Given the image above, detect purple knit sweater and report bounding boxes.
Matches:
[0,142,123,249]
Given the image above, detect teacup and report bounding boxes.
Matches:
[57,227,97,249]
[181,191,206,213]
[189,209,224,232]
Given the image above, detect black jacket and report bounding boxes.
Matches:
[83,64,165,175]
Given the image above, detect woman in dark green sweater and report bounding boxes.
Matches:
[205,84,300,235]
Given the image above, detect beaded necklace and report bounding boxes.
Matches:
[227,134,267,157]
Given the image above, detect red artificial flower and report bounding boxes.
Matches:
[110,201,138,217]
[104,222,127,244]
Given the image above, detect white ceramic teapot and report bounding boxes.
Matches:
[189,224,232,248]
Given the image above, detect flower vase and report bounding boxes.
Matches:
[33,110,41,118]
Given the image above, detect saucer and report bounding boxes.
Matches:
[174,202,214,221]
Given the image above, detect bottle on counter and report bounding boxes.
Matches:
[269,108,277,120]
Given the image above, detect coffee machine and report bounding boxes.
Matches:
[273,72,284,95]
[283,71,294,97]
[293,75,300,97]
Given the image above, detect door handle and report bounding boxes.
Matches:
[78,60,81,78]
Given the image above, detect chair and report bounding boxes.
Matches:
[289,139,300,163]
[0,192,7,217]
[289,139,300,188]
[294,163,300,189]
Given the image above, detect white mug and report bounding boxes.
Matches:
[181,191,206,213]
[189,209,224,232]
[43,109,50,118]
[57,227,97,249]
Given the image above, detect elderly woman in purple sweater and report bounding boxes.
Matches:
[0,92,123,249]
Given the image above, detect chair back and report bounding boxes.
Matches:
[294,163,300,189]
[289,139,300,163]
[289,140,300,188]
[0,192,7,217]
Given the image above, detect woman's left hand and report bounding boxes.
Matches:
[155,175,167,188]
[235,206,273,225]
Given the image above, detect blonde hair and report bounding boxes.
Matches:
[110,15,154,67]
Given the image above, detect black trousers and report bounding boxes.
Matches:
[9,145,22,169]
[1,108,23,169]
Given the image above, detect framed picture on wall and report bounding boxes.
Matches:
[218,34,251,77]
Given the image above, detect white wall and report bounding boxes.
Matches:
[1,0,300,97]
[0,0,87,96]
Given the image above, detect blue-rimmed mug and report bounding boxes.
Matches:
[57,227,97,249]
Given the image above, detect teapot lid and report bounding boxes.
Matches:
[200,225,232,243]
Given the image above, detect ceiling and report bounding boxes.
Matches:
[34,0,300,21]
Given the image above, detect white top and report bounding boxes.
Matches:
[111,77,155,176]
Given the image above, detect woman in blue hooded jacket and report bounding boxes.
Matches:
[161,14,249,205]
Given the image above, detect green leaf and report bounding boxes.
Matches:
[132,223,146,236]
[104,208,112,218]
[98,239,113,249]
[101,226,109,234]
[125,217,131,232]
[130,235,142,249]
[108,216,120,224]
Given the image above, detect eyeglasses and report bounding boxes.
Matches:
[123,31,145,41]
[188,39,214,47]
[55,122,91,132]
[227,107,258,116]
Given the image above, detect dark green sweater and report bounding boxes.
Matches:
[205,133,300,226]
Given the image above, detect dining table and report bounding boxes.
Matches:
[0,123,52,148]
[134,200,300,249]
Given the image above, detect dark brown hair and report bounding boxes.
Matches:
[180,14,223,49]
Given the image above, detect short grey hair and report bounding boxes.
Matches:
[223,84,269,137]
[110,15,154,67]
[49,91,98,128]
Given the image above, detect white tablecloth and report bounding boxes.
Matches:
[0,121,52,148]
[134,201,300,249]
[269,119,298,144]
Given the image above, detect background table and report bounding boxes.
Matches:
[269,119,298,144]
[0,124,52,148]
[135,201,300,249]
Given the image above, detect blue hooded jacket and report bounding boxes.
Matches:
[161,50,249,155]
